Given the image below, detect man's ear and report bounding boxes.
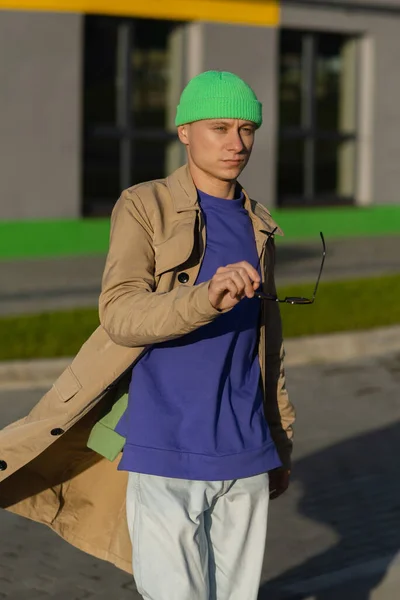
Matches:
[177,124,189,145]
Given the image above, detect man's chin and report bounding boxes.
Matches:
[218,163,246,181]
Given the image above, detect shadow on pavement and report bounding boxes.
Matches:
[259,421,400,599]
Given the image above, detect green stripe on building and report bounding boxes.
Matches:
[0,205,399,260]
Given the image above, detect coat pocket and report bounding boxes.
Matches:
[53,366,82,402]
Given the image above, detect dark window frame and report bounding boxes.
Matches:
[278,30,359,207]
[83,16,180,217]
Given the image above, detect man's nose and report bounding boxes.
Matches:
[227,132,245,152]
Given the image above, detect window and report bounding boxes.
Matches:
[83,16,183,216]
[278,30,358,206]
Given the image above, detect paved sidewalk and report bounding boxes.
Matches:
[1,351,400,598]
[0,235,399,315]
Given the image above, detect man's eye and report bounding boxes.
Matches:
[242,128,253,134]
[214,127,226,132]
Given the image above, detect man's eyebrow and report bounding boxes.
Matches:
[207,120,256,131]
[209,120,255,128]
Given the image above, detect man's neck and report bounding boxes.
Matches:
[188,164,237,200]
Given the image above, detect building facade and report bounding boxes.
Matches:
[0,0,400,219]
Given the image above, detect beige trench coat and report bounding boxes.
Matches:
[0,165,295,574]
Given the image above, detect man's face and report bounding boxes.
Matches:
[177,119,256,182]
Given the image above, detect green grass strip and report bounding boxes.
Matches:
[0,309,100,361]
[1,204,400,260]
[279,273,400,337]
[274,204,400,241]
[1,273,399,362]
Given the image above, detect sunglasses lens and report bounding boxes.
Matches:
[256,292,277,301]
[285,297,312,305]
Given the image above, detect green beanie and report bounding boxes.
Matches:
[175,70,263,128]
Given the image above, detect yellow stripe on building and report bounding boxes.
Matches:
[0,0,280,26]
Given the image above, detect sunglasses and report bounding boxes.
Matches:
[254,227,326,305]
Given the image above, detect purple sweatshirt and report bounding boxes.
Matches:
[116,190,281,480]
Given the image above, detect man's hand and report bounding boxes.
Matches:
[208,261,261,312]
[269,468,291,500]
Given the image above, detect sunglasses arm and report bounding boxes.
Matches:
[311,232,327,302]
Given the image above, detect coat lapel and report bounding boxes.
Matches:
[167,164,284,262]
[167,165,283,235]
[167,164,199,213]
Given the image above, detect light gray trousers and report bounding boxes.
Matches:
[126,472,270,600]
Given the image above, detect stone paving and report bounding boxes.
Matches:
[0,235,399,315]
[1,352,400,598]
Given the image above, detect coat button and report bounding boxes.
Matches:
[178,272,189,284]
[51,428,65,436]
[0,460,7,471]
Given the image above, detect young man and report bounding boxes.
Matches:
[98,70,295,599]
[0,71,294,600]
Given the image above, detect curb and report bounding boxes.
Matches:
[0,325,399,389]
[284,324,400,367]
[0,357,71,390]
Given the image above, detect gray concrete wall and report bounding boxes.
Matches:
[182,22,278,208]
[0,11,82,220]
[282,3,400,205]
[295,0,400,9]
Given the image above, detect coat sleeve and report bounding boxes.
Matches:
[99,190,221,347]
[263,241,296,470]
[264,338,295,470]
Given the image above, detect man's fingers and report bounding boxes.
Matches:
[213,273,245,299]
[269,484,284,500]
[226,261,260,285]
[269,469,290,500]
[226,279,240,300]
[209,261,262,309]
[212,275,240,300]
[228,270,253,298]
[218,261,260,287]
[216,268,257,298]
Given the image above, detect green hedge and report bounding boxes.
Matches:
[1,273,399,361]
